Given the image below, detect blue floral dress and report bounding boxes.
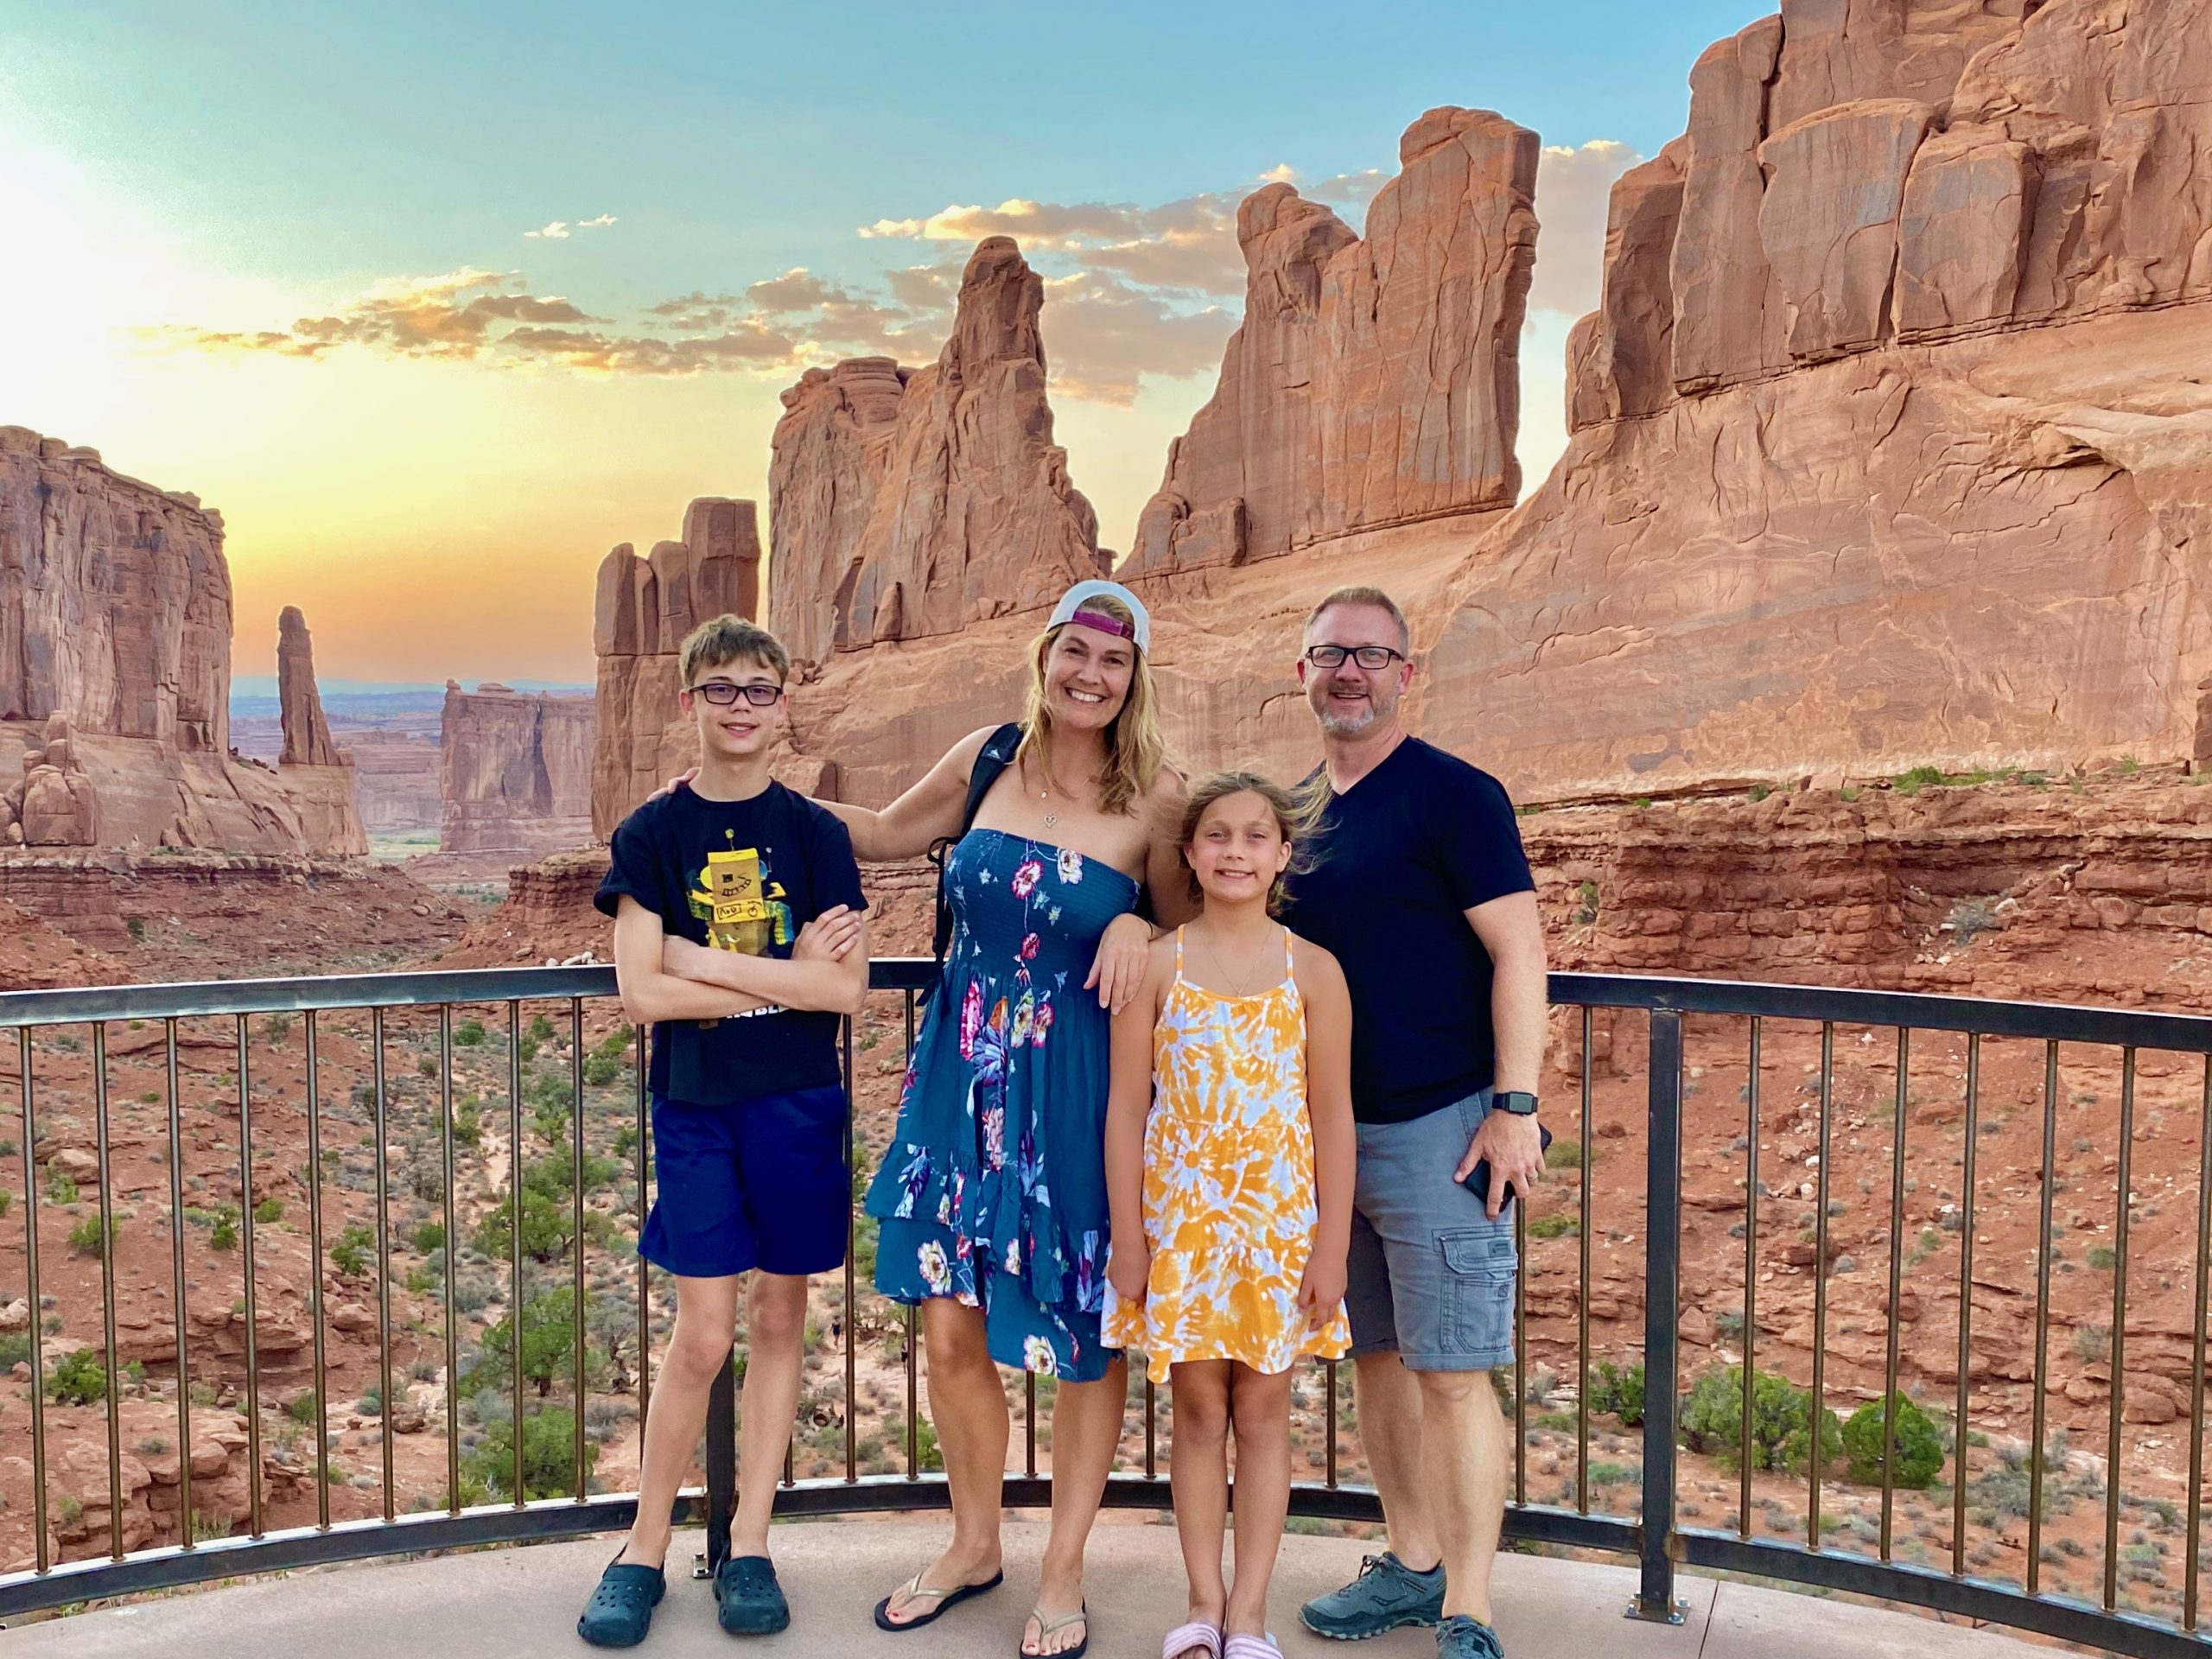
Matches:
[864,828,1140,1380]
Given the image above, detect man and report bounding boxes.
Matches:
[1277,586,1548,1659]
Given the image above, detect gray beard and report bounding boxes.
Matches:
[1315,696,1379,737]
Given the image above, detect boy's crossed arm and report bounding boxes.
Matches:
[611,899,869,1024]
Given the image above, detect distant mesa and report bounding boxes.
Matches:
[442,680,593,857]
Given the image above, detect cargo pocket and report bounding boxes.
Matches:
[1439,1229,1519,1358]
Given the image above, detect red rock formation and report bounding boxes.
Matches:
[340,731,442,832]
[590,499,760,836]
[766,237,1105,661]
[0,429,369,854]
[440,681,594,856]
[276,607,341,766]
[1125,109,1538,575]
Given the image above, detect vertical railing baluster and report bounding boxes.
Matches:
[632,1016,651,1433]
[236,1014,264,1538]
[303,1013,326,1529]
[571,999,587,1503]
[372,1007,394,1519]
[2026,1040,2059,1592]
[1808,1022,1834,1551]
[1630,1007,1683,1623]
[1952,1033,1980,1577]
[905,1302,919,1478]
[92,1023,122,1559]
[1878,1027,1910,1562]
[167,1017,197,1540]
[1579,1005,1593,1516]
[842,1012,857,1484]
[1324,1358,1338,1490]
[1025,1371,1038,1479]
[440,1006,459,1515]
[1513,1177,1528,1508]
[2102,1048,2136,1611]
[1144,1376,1157,1481]
[1738,1016,1759,1538]
[2183,1052,2210,1633]
[509,1001,524,1507]
[18,1027,48,1573]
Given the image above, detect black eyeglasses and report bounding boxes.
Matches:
[689,681,783,707]
[1305,644,1406,671]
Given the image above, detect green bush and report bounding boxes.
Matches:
[1677,1364,1841,1475]
[252,1195,284,1224]
[209,1205,239,1250]
[331,1222,375,1278]
[44,1165,78,1205]
[466,1407,598,1501]
[1544,1139,1584,1171]
[453,1097,482,1147]
[1841,1394,1945,1489]
[1588,1360,1644,1427]
[67,1214,118,1256]
[454,1019,488,1048]
[527,1014,558,1046]
[0,1332,32,1370]
[411,1219,447,1254]
[1528,1213,1579,1240]
[0,1188,11,1217]
[582,1052,621,1088]
[466,1286,589,1398]
[46,1347,107,1406]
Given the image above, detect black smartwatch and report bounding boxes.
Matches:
[1495,1090,1540,1116]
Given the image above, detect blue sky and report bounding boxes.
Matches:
[2,1,1768,682]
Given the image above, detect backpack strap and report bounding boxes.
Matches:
[924,723,1025,994]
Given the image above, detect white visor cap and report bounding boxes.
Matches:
[1046,579,1151,655]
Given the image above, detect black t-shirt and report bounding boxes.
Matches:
[594,781,867,1107]
[1280,738,1535,1125]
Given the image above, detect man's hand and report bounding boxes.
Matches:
[1106,1239,1149,1306]
[645,766,701,804]
[792,905,862,962]
[1084,911,1152,1014]
[1297,1250,1347,1327]
[1454,1107,1545,1222]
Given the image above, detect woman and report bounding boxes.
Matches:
[842,580,1188,1658]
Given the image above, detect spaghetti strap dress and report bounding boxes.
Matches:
[1101,928,1351,1384]
[864,828,1140,1381]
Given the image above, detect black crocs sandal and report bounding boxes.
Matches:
[715,1554,792,1636]
[578,1554,666,1648]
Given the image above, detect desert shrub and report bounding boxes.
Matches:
[330,1222,375,1278]
[1677,1364,1840,1476]
[44,1166,78,1205]
[287,1390,321,1425]
[1528,1214,1579,1240]
[1841,1394,1945,1489]
[209,1205,239,1250]
[67,1214,118,1256]
[252,1195,284,1224]
[46,1347,107,1406]
[454,1020,487,1047]
[411,1219,447,1254]
[466,1408,596,1501]
[1588,1360,1644,1427]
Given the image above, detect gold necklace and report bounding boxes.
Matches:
[1034,754,1080,830]
[1194,923,1277,998]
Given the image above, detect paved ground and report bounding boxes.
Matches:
[0,1518,2069,1658]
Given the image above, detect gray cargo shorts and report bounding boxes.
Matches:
[1345,1088,1519,1372]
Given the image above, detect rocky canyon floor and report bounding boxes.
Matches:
[3,766,2211,1630]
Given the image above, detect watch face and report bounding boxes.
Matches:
[1497,1090,1539,1115]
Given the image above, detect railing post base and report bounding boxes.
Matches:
[1623,1595,1688,1625]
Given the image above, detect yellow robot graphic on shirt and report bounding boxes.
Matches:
[686,831,794,957]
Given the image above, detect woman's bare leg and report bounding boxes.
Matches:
[877,1297,1008,1624]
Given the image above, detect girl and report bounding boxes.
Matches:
[1103,772,1355,1659]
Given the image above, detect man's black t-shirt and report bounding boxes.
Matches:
[594,781,867,1107]
[1280,737,1535,1125]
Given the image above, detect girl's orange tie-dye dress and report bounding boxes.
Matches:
[1103,928,1351,1383]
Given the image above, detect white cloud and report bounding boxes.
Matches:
[524,220,569,239]
[578,213,617,229]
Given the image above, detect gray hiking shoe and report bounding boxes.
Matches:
[1300,1552,1446,1640]
[1437,1614,1504,1658]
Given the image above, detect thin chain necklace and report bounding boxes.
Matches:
[1034,753,1082,830]
[1192,921,1279,998]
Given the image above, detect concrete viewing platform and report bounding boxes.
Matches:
[0,1518,2070,1658]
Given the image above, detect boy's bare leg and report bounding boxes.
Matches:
[618,1272,741,1568]
[1224,1365,1294,1639]
[877,1297,1007,1624]
[1353,1351,1443,1570]
[730,1271,809,1557]
[1417,1367,1509,1624]
[1166,1361,1231,1658]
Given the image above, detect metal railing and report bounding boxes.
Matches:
[0,963,2207,1656]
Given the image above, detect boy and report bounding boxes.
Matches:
[578,615,868,1648]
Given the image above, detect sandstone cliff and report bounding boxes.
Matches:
[1124,109,1539,575]
[590,499,760,836]
[1433,0,2212,798]
[441,681,594,856]
[766,237,1106,662]
[0,430,369,854]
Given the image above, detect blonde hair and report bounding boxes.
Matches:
[1016,591,1165,817]
[679,614,790,686]
[1304,585,1410,653]
[1176,769,1329,915]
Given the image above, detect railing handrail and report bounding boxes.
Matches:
[4,963,2210,1052]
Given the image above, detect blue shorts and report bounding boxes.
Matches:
[639,1085,849,1280]
[1346,1089,1519,1372]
